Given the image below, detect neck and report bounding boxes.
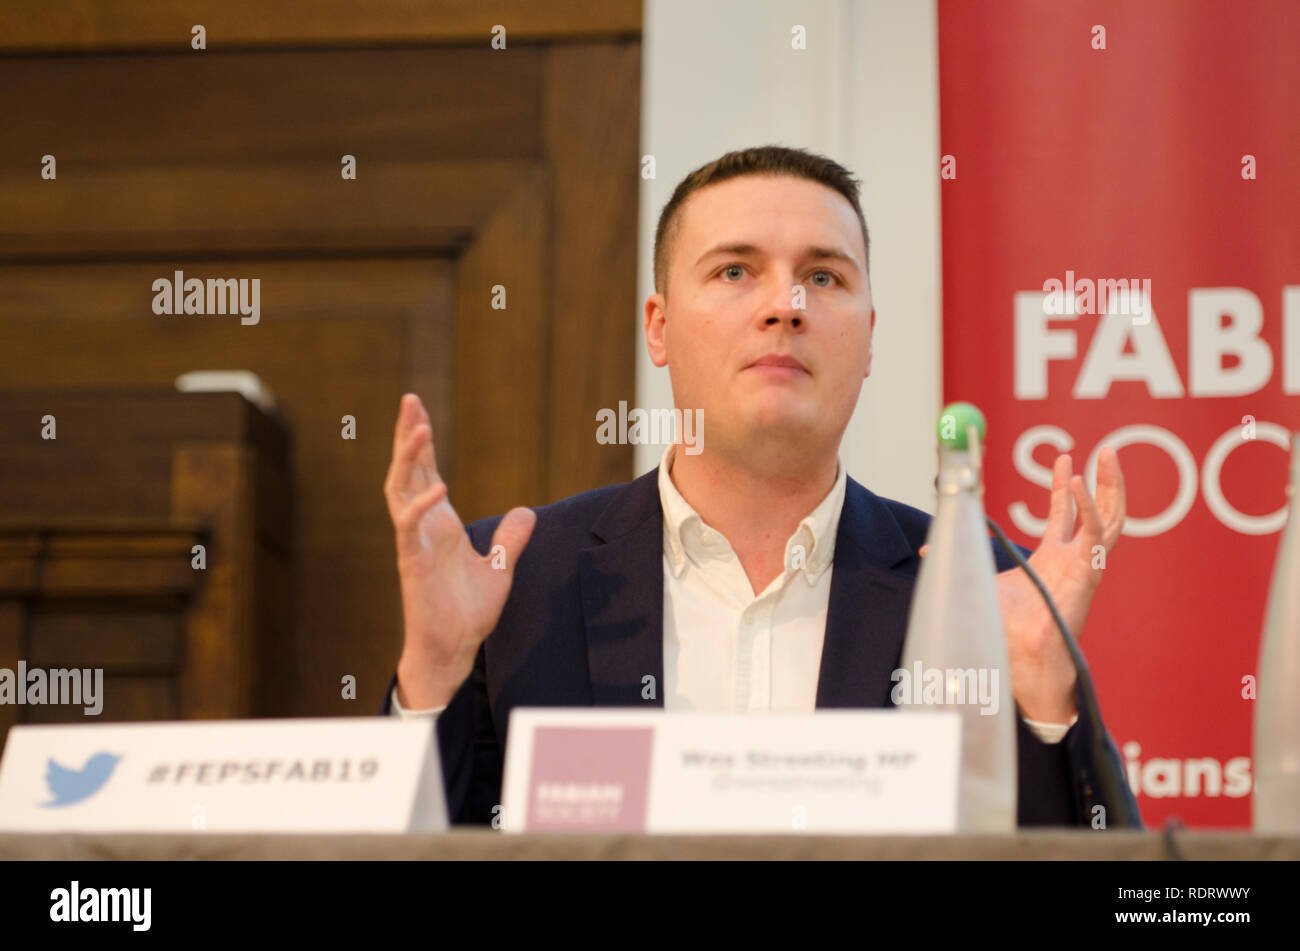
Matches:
[668,443,839,595]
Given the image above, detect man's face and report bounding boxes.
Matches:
[645,174,875,461]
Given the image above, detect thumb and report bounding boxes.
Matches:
[918,544,929,558]
[490,506,537,571]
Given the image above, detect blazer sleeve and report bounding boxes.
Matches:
[378,645,495,826]
[1014,679,1088,826]
[1015,676,1139,827]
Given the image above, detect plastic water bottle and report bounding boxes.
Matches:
[1254,433,1300,832]
[897,402,1016,832]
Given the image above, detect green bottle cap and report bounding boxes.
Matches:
[938,401,986,450]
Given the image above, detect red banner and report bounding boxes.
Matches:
[939,0,1300,827]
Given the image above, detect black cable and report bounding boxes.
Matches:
[1162,817,1187,859]
[985,515,1145,829]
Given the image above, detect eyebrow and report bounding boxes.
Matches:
[693,242,861,273]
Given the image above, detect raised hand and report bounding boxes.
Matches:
[384,394,536,709]
[997,448,1126,723]
[917,447,1126,724]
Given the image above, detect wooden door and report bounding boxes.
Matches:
[0,2,642,717]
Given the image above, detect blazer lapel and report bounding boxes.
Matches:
[816,478,920,709]
[578,469,666,708]
[576,470,921,712]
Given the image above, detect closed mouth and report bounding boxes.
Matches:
[746,353,809,373]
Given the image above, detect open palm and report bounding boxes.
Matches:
[917,447,1125,722]
[384,394,536,708]
[998,448,1126,722]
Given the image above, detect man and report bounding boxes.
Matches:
[380,145,1131,827]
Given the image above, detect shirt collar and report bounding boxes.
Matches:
[657,444,846,586]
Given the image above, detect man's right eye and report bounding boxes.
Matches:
[721,264,745,281]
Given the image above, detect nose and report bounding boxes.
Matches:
[760,270,807,331]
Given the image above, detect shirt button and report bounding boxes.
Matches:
[743,608,755,623]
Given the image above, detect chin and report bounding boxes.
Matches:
[746,401,814,434]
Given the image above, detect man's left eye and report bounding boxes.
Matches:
[809,270,838,287]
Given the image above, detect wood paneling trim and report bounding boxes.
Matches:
[171,444,255,719]
[0,260,445,320]
[0,603,21,737]
[0,161,536,261]
[0,526,205,597]
[543,44,640,500]
[0,1,641,53]
[28,612,182,672]
[0,47,543,173]
[454,167,551,520]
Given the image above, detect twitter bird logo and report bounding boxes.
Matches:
[41,752,121,807]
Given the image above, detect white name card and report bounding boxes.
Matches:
[501,709,960,834]
[0,717,446,833]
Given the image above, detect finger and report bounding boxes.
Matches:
[1095,446,1126,550]
[1070,475,1105,550]
[488,506,538,572]
[390,393,432,465]
[918,544,929,558]
[387,400,439,489]
[393,481,449,549]
[1045,454,1075,541]
[386,423,437,503]
[407,397,439,483]
[384,422,427,502]
[391,393,416,460]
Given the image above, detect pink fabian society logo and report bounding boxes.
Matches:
[526,726,655,831]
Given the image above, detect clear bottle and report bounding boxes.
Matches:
[1253,434,1300,832]
[898,406,1016,832]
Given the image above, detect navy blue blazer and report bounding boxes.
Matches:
[381,467,1119,827]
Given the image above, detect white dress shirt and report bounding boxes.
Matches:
[390,446,1074,742]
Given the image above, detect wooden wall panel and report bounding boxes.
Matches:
[0,18,642,722]
[0,393,282,747]
[27,612,182,672]
[0,0,642,52]
[0,48,544,172]
[454,169,551,519]
[171,443,257,719]
[21,677,177,723]
[0,260,455,716]
[0,162,533,259]
[0,604,21,739]
[544,44,640,500]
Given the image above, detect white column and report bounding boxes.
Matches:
[638,0,942,513]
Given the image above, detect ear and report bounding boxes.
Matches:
[645,292,669,368]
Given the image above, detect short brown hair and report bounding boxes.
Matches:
[653,145,870,297]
